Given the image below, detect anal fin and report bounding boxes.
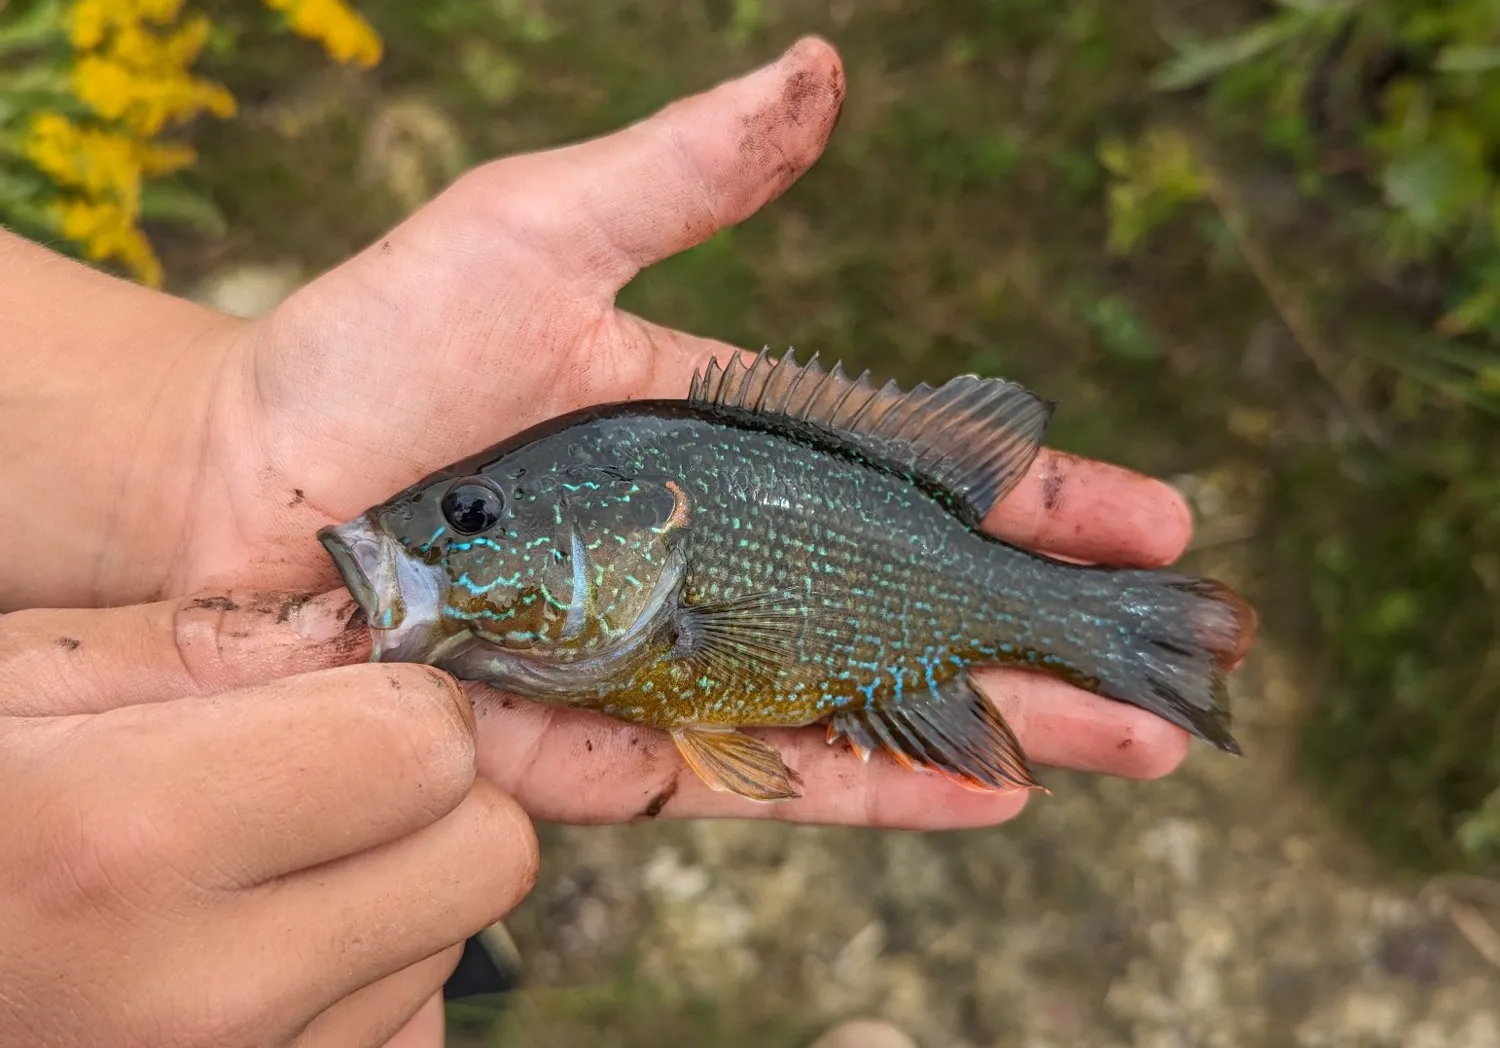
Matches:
[671,726,803,802]
[827,672,1046,794]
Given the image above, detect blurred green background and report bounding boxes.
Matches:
[5,0,1500,1042]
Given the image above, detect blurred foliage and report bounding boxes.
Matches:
[1105,0,1500,402]
[446,953,814,1048]
[0,0,381,284]
[1101,0,1500,871]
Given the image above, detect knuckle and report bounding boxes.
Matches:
[452,161,562,238]
[39,785,190,919]
[17,713,219,920]
[169,593,242,695]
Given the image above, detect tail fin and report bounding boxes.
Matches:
[1057,571,1257,753]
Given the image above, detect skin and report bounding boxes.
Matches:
[0,590,537,1047]
[0,36,1213,1048]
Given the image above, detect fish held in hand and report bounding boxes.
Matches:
[317,349,1257,803]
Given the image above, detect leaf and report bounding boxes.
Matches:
[0,0,65,54]
[1273,0,1355,13]
[1077,291,1162,361]
[0,66,70,95]
[728,0,764,45]
[1379,128,1490,235]
[1437,283,1500,336]
[0,157,50,200]
[1099,128,1209,253]
[139,182,227,236]
[1151,18,1307,92]
[0,194,60,239]
[1435,46,1500,74]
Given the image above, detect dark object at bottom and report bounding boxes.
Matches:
[443,922,524,1000]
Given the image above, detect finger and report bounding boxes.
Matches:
[51,662,478,888]
[294,951,458,1048]
[259,777,538,1018]
[471,676,1190,831]
[0,588,368,717]
[981,451,1193,568]
[461,36,844,295]
[624,318,1194,567]
[379,993,446,1048]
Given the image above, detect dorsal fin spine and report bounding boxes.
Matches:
[686,347,1053,523]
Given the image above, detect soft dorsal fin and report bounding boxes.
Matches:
[687,347,1055,523]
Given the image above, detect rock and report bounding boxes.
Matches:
[189,262,303,318]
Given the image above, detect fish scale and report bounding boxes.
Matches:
[318,348,1257,803]
[531,418,1013,727]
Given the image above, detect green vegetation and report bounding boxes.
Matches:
[446,952,815,1048]
[1098,0,1500,873]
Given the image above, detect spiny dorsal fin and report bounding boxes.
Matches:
[688,347,1055,523]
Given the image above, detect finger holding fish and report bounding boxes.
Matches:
[316,344,1254,809]
[466,669,1184,830]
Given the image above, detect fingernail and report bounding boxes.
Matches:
[295,589,364,643]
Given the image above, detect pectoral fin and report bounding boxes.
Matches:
[826,672,1045,794]
[670,591,808,680]
[671,726,803,802]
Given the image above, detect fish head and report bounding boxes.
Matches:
[319,435,691,673]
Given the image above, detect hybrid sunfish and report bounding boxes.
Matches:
[318,349,1256,801]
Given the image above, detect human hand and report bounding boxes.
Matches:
[5,38,1207,829]
[220,37,1202,823]
[0,591,538,1048]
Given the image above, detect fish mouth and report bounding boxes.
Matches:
[318,514,453,665]
[318,516,407,631]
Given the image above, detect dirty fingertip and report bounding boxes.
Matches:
[1148,475,1196,565]
[293,587,366,643]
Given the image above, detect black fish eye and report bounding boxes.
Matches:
[441,480,504,535]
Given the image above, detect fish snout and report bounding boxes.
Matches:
[318,515,407,631]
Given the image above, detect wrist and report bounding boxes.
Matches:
[0,230,246,609]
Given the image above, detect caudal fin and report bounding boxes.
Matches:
[1059,570,1257,754]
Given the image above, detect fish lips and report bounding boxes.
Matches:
[318,516,408,632]
[318,515,454,663]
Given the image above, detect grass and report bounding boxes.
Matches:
[445,953,818,1048]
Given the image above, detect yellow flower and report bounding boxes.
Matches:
[67,0,186,49]
[27,111,142,211]
[109,14,213,72]
[26,0,383,287]
[49,197,165,287]
[70,53,236,136]
[263,0,383,67]
[24,111,195,213]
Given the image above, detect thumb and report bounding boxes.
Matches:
[454,35,845,295]
[0,589,369,716]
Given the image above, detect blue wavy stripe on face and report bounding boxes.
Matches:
[417,526,447,552]
[456,571,521,594]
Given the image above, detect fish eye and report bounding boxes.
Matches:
[440,479,504,535]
